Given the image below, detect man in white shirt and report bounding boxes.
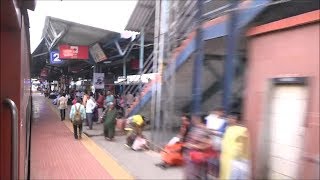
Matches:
[205,108,227,149]
[205,107,227,177]
[85,92,96,130]
[57,93,68,121]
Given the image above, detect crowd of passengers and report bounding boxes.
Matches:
[49,89,248,180]
[153,108,249,180]
[52,90,145,140]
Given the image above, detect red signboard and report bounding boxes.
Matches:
[59,44,89,60]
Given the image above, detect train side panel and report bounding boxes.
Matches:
[0,0,35,179]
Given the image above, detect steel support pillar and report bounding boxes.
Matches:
[153,0,169,146]
[191,0,204,115]
[122,53,127,94]
[65,66,69,93]
[151,0,161,144]
[223,0,239,114]
[139,28,145,105]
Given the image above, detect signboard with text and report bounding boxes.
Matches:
[50,50,63,64]
[93,73,105,89]
[59,44,89,60]
[89,43,107,63]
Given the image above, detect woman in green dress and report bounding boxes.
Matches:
[103,102,118,141]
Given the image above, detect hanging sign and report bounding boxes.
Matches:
[59,44,89,60]
[50,50,63,64]
[93,73,105,89]
[89,43,107,63]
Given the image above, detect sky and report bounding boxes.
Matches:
[28,0,138,52]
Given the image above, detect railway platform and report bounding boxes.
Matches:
[30,93,133,179]
[30,93,183,179]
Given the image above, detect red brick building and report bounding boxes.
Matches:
[244,10,319,179]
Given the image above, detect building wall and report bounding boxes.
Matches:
[244,20,319,179]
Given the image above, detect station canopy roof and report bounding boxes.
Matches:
[32,16,122,80]
[125,0,155,41]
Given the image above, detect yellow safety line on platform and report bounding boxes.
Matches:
[46,99,134,180]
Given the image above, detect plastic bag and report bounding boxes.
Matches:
[230,159,250,180]
[132,137,147,151]
[167,137,180,145]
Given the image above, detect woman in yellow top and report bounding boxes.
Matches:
[125,115,150,147]
[220,112,250,180]
[127,115,145,135]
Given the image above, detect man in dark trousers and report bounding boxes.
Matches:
[69,98,86,139]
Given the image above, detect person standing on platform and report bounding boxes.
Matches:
[82,90,89,108]
[103,102,117,141]
[183,115,214,180]
[76,90,81,98]
[205,108,228,177]
[97,91,105,123]
[57,93,68,121]
[220,112,250,180]
[69,98,86,139]
[104,91,115,109]
[85,92,96,130]
[126,92,134,108]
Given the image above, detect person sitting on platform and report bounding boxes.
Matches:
[156,114,192,169]
[125,114,150,148]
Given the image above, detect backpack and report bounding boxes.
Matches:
[74,105,82,124]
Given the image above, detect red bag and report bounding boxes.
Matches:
[161,143,184,166]
[72,98,77,105]
[189,148,217,164]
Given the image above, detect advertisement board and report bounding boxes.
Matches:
[89,43,107,63]
[59,44,89,59]
[93,73,105,89]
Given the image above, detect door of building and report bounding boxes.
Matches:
[267,85,308,179]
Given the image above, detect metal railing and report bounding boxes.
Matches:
[123,52,154,96]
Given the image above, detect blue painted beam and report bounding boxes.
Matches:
[191,0,205,115]
[223,0,239,114]
[128,83,155,116]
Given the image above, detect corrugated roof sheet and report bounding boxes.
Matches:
[44,16,120,47]
[125,0,155,32]
[31,16,121,78]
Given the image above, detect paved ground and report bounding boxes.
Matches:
[42,94,184,179]
[81,121,184,179]
[90,134,183,180]
[30,93,131,179]
[78,109,183,179]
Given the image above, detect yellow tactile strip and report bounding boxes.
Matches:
[46,99,134,180]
